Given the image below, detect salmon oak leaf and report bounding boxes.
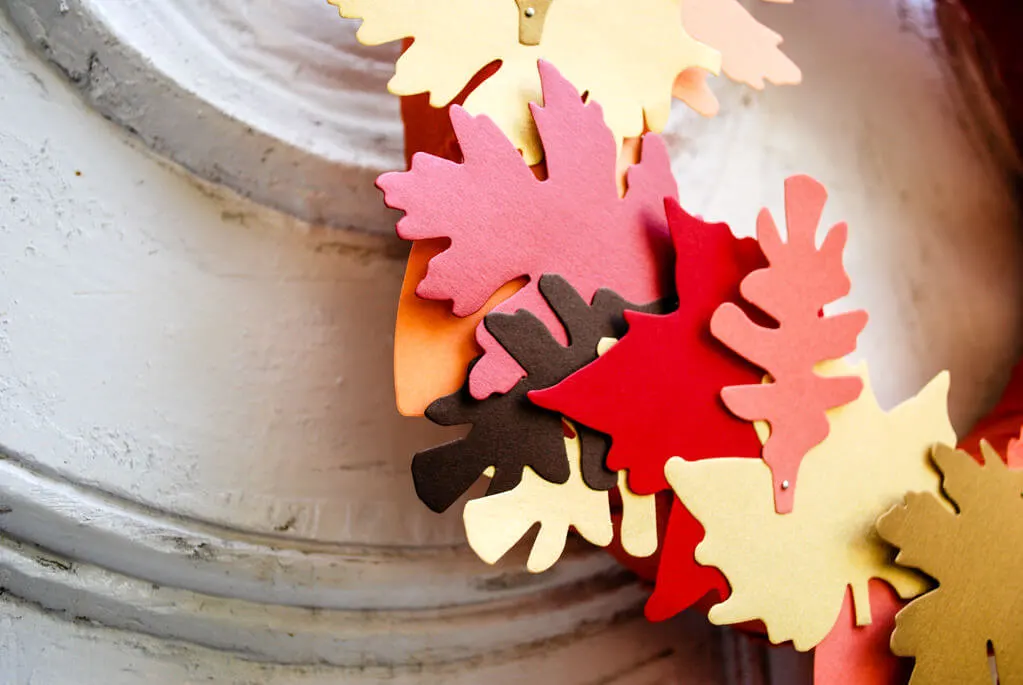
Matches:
[665,360,956,651]
[671,0,800,114]
[411,275,666,513]
[379,61,678,401]
[330,0,721,164]
[464,426,657,573]
[711,174,869,514]
[877,442,1023,685]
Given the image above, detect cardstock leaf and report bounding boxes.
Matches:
[332,0,720,165]
[813,580,911,685]
[412,275,665,513]
[531,198,765,495]
[666,360,955,651]
[381,62,677,401]
[645,499,731,620]
[711,175,869,513]
[531,199,764,620]
[680,0,800,90]
[394,241,526,416]
[464,425,657,572]
[877,442,1023,685]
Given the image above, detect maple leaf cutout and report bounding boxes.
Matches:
[877,442,1023,685]
[332,0,720,165]
[666,360,956,651]
[380,62,677,401]
[531,198,765,496]
[530,199,764,621]
[464,425,657,573]
[711,175,868,514]
[411,275,665,514]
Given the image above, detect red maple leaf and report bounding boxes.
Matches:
[530,198,765,495]
[378,60,678,400]
[531,198,766,621]
[710,175,868,513]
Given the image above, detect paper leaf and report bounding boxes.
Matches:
[680,0,801,90]
[381,62,677,401]
[411,275,665,513]
[710,175,868,513]
[813,580,911,685]
[876,442,1023,685]
[666,360,955,651]
[645,499,731,620]
[958,358,1023,463]
[332,0,720,165]
[531,197,765,496]
[464,428,656,572]
[394,241,526,416]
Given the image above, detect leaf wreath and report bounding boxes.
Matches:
[411,274,668,513]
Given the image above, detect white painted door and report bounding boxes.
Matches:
[0,0,1018,683]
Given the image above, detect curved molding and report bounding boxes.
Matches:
[0,591,708,683]
[4,0,405,233]
[0,453,624,611]
[0,534,650,667]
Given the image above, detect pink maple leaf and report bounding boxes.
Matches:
[378,60,677,399]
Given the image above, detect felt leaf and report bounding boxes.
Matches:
[711,175,869,513]
[813,580,911,685]
[332,0,721,165]
[531,198,765,495]
[463,425,657,572]
[381,62,677,401]
[666,360,955,651]
[412,275,665,513]
[877,442,1023,685]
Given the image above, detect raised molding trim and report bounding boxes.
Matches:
[0,452,624,611]
[4,0,405,233]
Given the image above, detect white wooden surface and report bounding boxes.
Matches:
[0,0,1019,682]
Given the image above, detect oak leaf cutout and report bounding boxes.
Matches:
[666,360,955,651]
[672,0,801,115]
[331,0,720,164]
[464,425,657,573]
[711,174,868,513]
[380,62,677,401]
[877,442,1023,685]
[412,275,666,514]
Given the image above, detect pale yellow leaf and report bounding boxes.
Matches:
[464,426,656,572]
[665,360,956,650]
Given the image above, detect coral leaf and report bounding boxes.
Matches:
[710,174,868,513]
